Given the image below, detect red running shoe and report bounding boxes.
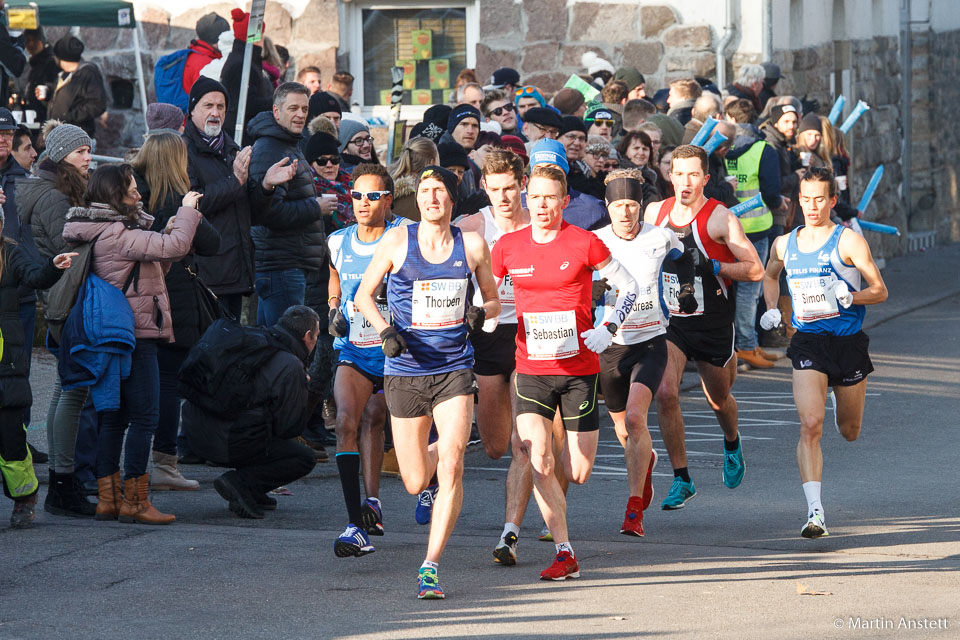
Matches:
[641,449,658,510]
[539,551,580,580]
[620,496,645,537]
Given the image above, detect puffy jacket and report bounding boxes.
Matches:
[2,155,40,306]
[391,174,420,221]
[136,173,222,350]
[18,161,73,260]
[0,240,62,408]
[182,324,311,464]
[246,111,326,273]
[182,40,221,94]
[61,203,201,343]
[183,120,255,295]
[47,61,108,138]
[221,39,273,145]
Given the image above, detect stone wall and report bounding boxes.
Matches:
[475,1,721,95]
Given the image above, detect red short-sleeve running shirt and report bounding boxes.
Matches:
[491,221,611,375]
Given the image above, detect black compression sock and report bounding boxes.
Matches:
[724,435,741,452]
[336,453,363,526]
[674,467,691,483]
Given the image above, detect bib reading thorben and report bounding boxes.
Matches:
[385,223,474,376]
[593,224,682,345]
[656,197,736,329]
[491,221,611,376]
[784,225,865,336]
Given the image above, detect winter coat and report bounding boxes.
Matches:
[0,240,61,408]
[135,173,222,350]
[61,203,201,343]
[2,155,40,307]
[725,124,783,220]
[246,111,326,274]
[0,24,25,112]
[667,100,695,126]
[221,39,273,146]
[182,324,311,464]
[22,46,60,122]
[724,83,763,118]
[47,61,108,138]
[183,120,255,295]
[182,40,221,94]
[391,174,420,221]
[18,161,73,260]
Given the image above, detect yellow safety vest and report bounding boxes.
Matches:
[725,140,774,234]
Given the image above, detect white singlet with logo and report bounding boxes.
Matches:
[411,278,469,329]
[523,310,579,359]
[593,224,682,345]
[469,206,521,324]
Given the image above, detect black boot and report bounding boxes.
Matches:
[44,470,97,517]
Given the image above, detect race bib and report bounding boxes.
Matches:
[347,300,390,347]
[524,310,579,360]
[411,278,468,329]
[790,276,839,322]
[662,273,704,316]
[612,283,661,331]
[498,273,515,305]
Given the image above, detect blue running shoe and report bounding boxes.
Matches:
[722,440,745,488]
[415,484,438,525]
[417,567,444,599]
[661,476,696,510]
[334,524,375,558]
[362,497,383,536]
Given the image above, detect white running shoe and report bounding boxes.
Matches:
[801,510,829,539]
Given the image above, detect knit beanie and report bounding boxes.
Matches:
[196,12,230,46]
[529,138,570,174]
[798,112,822,134]
[552,88,586,116]
[417,165,460,203]
[437,141,470,170]
[46,124,92,164]
[647,114,684,147]
[308,91,342,122]
[188,76,229,114]
[146,103,184,131]
[53,35,84,63]
[559,115,587,136]
[446,104,481,133]
[305,132,341,165]
[770,103,798,126]
[338,118,370,152]
[613,67,645,91]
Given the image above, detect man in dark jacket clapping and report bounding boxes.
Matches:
[247,82,325,327]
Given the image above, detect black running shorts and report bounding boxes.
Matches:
[384,368,477,418]
[514,373,600,432]
[787,330,874,387]
[598,335,669,413]
[336,360,384,394]
[665,322,735,368]
[469,323,518,378]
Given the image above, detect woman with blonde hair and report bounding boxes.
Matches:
[131,133,221,493]
[389,136,439,221]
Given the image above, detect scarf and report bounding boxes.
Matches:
[310,166,354,230]
[199,129,225,153]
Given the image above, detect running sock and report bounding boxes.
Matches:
[555,541,574,556]
[674,467,691,483]
[502,522,520,539]
[802,481,823,515]
[421,560,439,571]
[335,452,363,526]
[724,434,741,451]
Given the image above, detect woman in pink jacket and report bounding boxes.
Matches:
[61,164,202,525]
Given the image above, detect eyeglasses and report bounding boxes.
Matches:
[487,103,515,117]
[314,155,340,166]
[602,161,620,170]
[351,190,390,201]
[562,133,586,143]
[349,135,373,146]
[530,122,559,138]
[588,118,616,127]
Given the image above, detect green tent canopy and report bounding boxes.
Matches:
[7,0,136,28]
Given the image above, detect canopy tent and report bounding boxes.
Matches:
[7,0,148,131]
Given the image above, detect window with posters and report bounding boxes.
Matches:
[342,1,478,110]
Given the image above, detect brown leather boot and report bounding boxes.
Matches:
[95,471,122,521]
[118,474,175,525]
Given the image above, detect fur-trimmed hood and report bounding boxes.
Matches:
[65,203,154,229]
[393,174,417,200]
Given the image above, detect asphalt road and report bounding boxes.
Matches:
[3,257,958,640]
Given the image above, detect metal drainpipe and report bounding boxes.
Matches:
[900,0,912,224]
[716,0,737,88]
[762,0,773,62]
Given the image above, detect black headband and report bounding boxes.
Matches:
[605,177,644,205]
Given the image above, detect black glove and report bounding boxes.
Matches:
[379,326,407,358]
[465,305,485,333]
[373,280,388,306]
[592,277,611,303]
[328,308,348,337]
[800,94,821,116]
[677,283,698,314]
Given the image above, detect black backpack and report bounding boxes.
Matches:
[178,319,277,419]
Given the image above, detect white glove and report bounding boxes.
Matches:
[481,315,499,333]
[581,326,614,354]
[759,308,782,331]
[833,281,853,308]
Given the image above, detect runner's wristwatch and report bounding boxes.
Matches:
[604,322,618,335]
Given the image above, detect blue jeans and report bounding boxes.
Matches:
[734,235,770,351]
[255,269,306,327]
[96,340,160,480]
[19,301,35,427]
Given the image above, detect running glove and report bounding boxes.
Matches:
[759,308,782,331]
[592,277,611,302]
[328,308,348,337]
[379,326,407,357]
[677,283,698,314]
[465,305,486,332]
[833,281,853,308]
[581,326,614,354]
